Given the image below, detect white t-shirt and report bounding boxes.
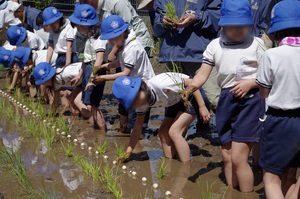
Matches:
[32,50,57,66]
[18,31,45,50]
[54,62,82,91]
[0,1,21,29]
[256,45,300,110]
[49,20,76,54]
[203,37,266,89]
[119,30,155,80]
[34,29,49,48]
[137,73,188,113]
[83,38,111,63]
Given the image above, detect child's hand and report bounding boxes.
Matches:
[85,82,95,91]
[92,76,106,83]
[108,52,117,62]
[199,106,210,124]
[70,76,80,86]
[230,80,254,98]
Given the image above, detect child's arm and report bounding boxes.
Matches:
[185,63,213,95]
[70,67,83,86]
[94,51,105,68]
[93,66,131,82]
[46,43,54,64]
[50,90,60,115]
[184,78,210,123]
[107,45,119,62]
[65,41,73,66]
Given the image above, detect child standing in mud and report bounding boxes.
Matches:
[256,1,300,198]
[43,6,78,68]
[68,4,106,132]
[89,15,155,134]
[184,0,265,193]
[112,73,210,162]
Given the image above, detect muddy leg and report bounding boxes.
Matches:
[158,117,176,159]
[169,112,196,162]
[221,142,238,188]
[91,105,106,132]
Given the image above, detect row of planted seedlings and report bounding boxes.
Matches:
[0,90,178,198]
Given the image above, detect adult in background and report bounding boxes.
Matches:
[13,4,43,31]
[153,0,221,111]
[79,0,153,57]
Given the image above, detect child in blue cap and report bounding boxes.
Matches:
[90,15,155,134]
[256,0,300,198]
[112,73,210,162]
[184,0,266,192]
[68,3,106,132]
[6,26,45,50]
[43,6,78,68]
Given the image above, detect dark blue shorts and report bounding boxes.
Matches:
[260,108,300,174]
[56,53,79,68]
[81,63,106,107]
[216,88,265,145]
[165,88,209,118]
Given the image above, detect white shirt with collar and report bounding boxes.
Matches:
[18,30,45,50]
[0,1,21,29]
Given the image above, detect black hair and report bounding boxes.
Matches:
[59,17,65,27]
[139,81,153,105]
[36,12,44,27]
[274,28,300,41]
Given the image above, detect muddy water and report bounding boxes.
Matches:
[0,67,298,199]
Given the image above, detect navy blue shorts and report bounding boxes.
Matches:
[260,108,300,174]
[56,53,79,68]
[216,88,265,145]
[165,88,209,118]
[81,63,106,107]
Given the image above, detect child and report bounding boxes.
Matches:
[0,0,21,31]
[43,6,78,68]
[256,1,300,198]
[6,26,45,50]
[184,0,265,193]
[91,15,155,133]
[112,74,210,162]
[68,3,106,131]
[32,62,82,114]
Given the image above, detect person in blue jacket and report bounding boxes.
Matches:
[13,5,43,31]
[153,0,221,111]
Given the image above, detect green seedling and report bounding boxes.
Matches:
[23,117,42,138]
[156,158,167,180]
[61,141,76,157]
[96,141,108,155]
[44,127,56,147]
[164,1,188,24]
[115,143,128,163]
[152,38,163,57]
[55,116,69,134]
[103,165,122,199]
[74,155,102,181]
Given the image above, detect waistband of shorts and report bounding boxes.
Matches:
[57,53,77,56]
[267,107,300,117]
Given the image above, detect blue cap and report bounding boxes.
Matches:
[100,15,129,40]
[6,26,27,46]
[268,0,300,34]
[33,62,56,86]
[13,47,31,68]
[0,47,15,67]
[112,76,142,110]
[69,4,99,26]
[219,0,253,26]
[43,6,63,26]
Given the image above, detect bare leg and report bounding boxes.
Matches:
[120,114,128,133]
[169,112,196,162]
[60,90,72,108]
[264,171,285,199]
[158,117,176,159]
[285,176,300,199]
[222,142,238,188]
[282,168,297,196]
[67,87,81,115]
[91,105,106,131]
[231,142,254,192]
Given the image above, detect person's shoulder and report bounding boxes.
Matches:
[207,38,221,48]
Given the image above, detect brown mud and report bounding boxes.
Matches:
[0,60,298,199]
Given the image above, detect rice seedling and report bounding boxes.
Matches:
[22,117,42,138]
[61,141,76,157]
[156,158,167,180]
[164,1,188,24]
[43,126,56,147]
[36,101,47,118]
[103,165,122,199]
[152,38,162,57]
[55,116,70,134]
[73,155,102,181]
[96,140,108,155]
[115,142,128,163]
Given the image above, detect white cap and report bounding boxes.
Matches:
[8,1,21,12]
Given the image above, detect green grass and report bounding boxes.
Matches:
[74,155,102,181]
[115,143,128,163]
[96,141,108,155]
[61,141,76,157]
[22,117,42,138]
[103,165,122,199]
[156,158,167,180]
[55,116,70,134]
[43,126,56,147]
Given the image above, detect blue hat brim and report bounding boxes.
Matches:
[219,17,254,26]
[268,19,300,34]
[15,30,27,45]
[100,23,129,40]
[69,15,99,26]
[43,13,63,26]
[17,48,31,68]
[7,55,15,67]
[35,66,56,86]
[112,77,142,110]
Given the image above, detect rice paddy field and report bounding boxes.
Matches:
[0,60,298,199]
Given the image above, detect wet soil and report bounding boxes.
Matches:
[0,60,298,199]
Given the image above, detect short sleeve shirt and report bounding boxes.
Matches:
[83,38,112,63]
[49,21,76,54]
[18,31,45,50]
[54,62,82,91]
[203,37,266,89]
[33,50,57,66]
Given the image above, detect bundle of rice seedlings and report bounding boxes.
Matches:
[164,1,189,24]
